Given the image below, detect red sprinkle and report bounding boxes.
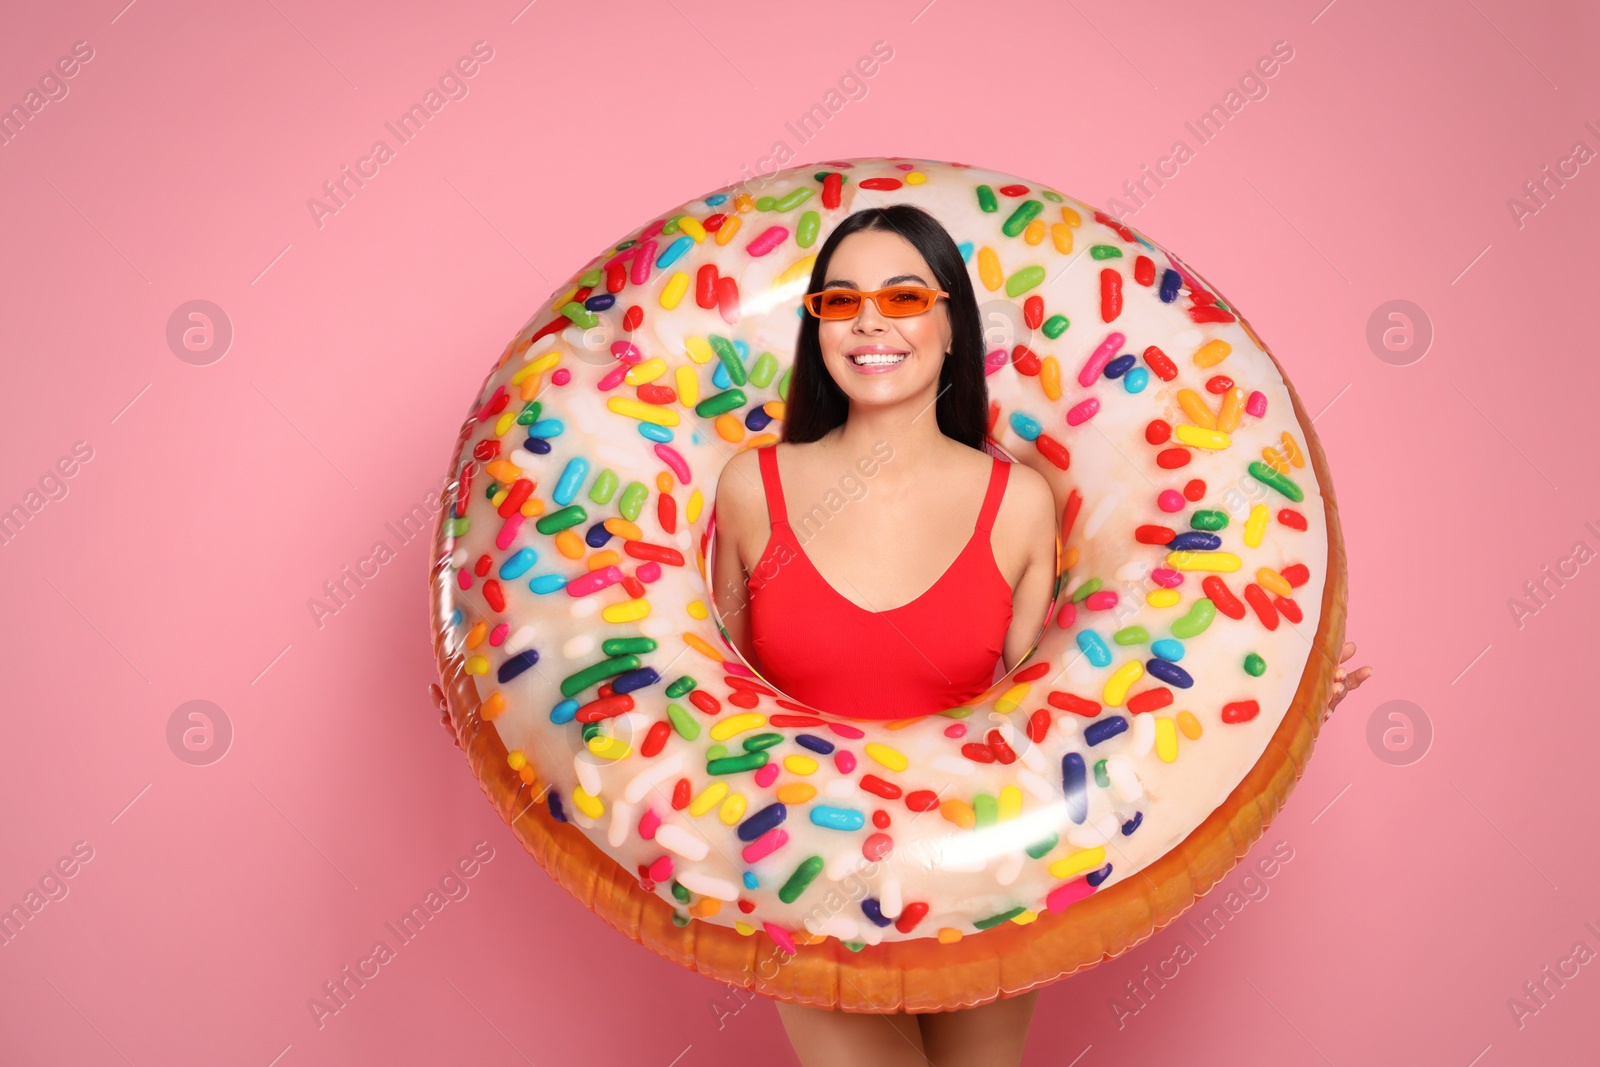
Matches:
[1127,687,1174,714]
[1136,524,1175,545]
[1028,708,1051,743]
[1145,419,1172,445]
[961,743,997,764]
[1047,691,1101,717]
[642,720,671,757]
[1280,563,1310,587]
[1273,596,1303,624]
[859,774,902,799]
[622,305,643,331]
[1243,583,1279,629]
[672,778,691,809]
[1035,433,1071,470]
[1156,448,1191,469]
[1221,700,1260,724]
[1023,295,1044,330]
[1204,375,1234,394]
[1100,268,1123,322]
[905,790,940,812]
[1011,344,1042,376]
[1278,509,1307,531]
[1142,345,1178,381]
[1015,661,1051,683]
[1202,575,1247,619]
[482,578,505,611]
[1134,255,1155,286]
[688,689,721,716]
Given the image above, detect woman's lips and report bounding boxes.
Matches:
[846,350,909,374]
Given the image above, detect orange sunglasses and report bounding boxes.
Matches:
[802,285,949,319]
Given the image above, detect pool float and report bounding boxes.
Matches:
[427,157,1347,1013]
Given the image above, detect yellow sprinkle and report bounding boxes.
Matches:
[1060,205,1081,226]
[506,749,527,770]
[937,927,964,944]
[782,754,819,775]
[587,734,631,761]
[1177,710,1203,739]
[994,682,1029,714]
[1155,717,1179,763]
[1244,504,1269,548]
[624,357,668,386]
[606,396,679,426]
[687,600,709,620]
[465,621,488,649]
[715,214,742,245]
[1049,222,1074,255]
[1023,217,1045,245]
[1165,550,1242,572]
[734,920,756,936]
[493,411,516,437]
[600,599,650,623]
[489,487,508,508]
[572,786,604,820]
[688,780,729,816]
[905,171,926,185]
[1048,846,1106,880]
[1147,588,1181,608]
[1260,444,1291,474]
[675,365,699,407]
[939,799,976,829]
[863,742,908,772]
[687,488,704,523]
[659,271,689,309]
[776,783,816,805]
[1102,660,1144,706]
[1216,386,1246,433]
[554,529,585,559]
[977,246,1003,292]
[772,254,817,292]
[678,216,706,241]
[710,713,766,741]
[464,655,489,676]
[998,785,1023,821]
[1011,909,1038,925]
[1040,356,1061,401]
[1176,388,1217,429]
[1173,424,1231,450]
[719,793,747,824]
[714,412,745,442]
[684,336,714,365]
[684,631,725,662]
[1194,339,1232,368]
[1257,567,1293,597]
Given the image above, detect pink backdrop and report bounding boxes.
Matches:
[3,0,1596,1063]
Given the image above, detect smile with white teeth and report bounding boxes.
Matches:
[849,350,909,365]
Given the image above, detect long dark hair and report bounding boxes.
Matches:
[782,204,997,454]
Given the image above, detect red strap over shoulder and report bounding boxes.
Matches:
[975,457,1009,533]
[757,445,788,526]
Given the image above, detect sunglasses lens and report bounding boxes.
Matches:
[880,287,933,315]
[812,292,862,318]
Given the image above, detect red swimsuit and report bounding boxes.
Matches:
[745,444,1014,720]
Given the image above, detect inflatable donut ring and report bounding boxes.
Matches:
[428,157,1346,1013]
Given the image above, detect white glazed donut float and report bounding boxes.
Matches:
[428,156,1347,1011]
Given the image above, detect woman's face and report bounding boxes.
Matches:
[815,229,951,408]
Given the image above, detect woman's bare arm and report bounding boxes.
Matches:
[710,449,764,666]
[996,463,1061,673]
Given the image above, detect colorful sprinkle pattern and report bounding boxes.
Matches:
[433,158,1329,954]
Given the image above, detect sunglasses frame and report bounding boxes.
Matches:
[801,285,951,320]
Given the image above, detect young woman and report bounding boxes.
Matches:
[709,205,1370,1066]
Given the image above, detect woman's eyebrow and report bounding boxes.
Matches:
[821,273,929,289]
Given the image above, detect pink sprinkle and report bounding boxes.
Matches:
[763,921,798,954]
[826,722,866,740]
[597,363,628,390]
[639,219,666,241]
[753,762,780,787]
[984,348,1008,376]
[648,855,673,883]
[457,569,473,591]
[1057,600,1077,627]
[944,723,967,739]
[1152,567,1184,588]
[1085,591,1119,611]
[1046,877,1095,913]
[495,513,525,550]
[488,623,509,647]
[1077,331,1125,386]
[474,385,507,423]
[746,226,790,257]
[551,368,571,385]
[1157,489,1185,512]
[634,561,662,583]
[630,240,657,286]
[639,808,661,840]
[1066,397,1100,426]
[612,341,642,364]
[742,827,788,864]
[655,442,690,483]
[1246,390,1267,417]
[833,749,857,774]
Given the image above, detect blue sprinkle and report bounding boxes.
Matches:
[584,522,613,548]
[733,339,748,358]
[1145,658,1193,688]
[1168,532,1221,551]
[1123,367,1148,393]
[584,293,616,312]
[1062,752,1087,824]
[1103,354,1136,379]
[497,649,539,684]
[860,898,894,928]
[1158,268,1181,302]
[639,422,673,443]
[449,607,463,627]
[547,790,567,823]
[1077,630,1112,667]
[612,667,661,695]
[810,805,865,831]
[528,573,567,594]
[553,457,588,505]
[745,407,773,431]
[1151,638,1185,662]
[656,234,693,268]
[742,870,759,889]
[549,698,578,725]
[1009,411,1042,441]
[1121,812,1144,835]
[522,436,553,455]
[712,362,730,389]
[794,733,835,755]
[1085,715,1128,746]
[706,192,728,206]
[957,240,974,262]
[525,418,564,438]
[737,802,786,842]
[1086,862,1114,887]
[500,547,538,579]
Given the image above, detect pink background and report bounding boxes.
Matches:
[2,0,1596,1063]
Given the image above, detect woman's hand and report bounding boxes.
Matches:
[1326,640,1372,718]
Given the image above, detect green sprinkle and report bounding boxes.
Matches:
[1001,200,1043,237]
[618,481,647,521]
[973,793,997,828]
[708,334,747,387]
[1094,759,1109,788]
[516,400,542,425]
[705,743,728,760]
[1170,598,1217,639]
[1026,833,1059,859]
[588,469,618,504]
[581,722,601,743]
[603,637,657,655]
[665,676,696,698]
[671,880,690,902]
[976,184,998,213]
[974,906,1027,930]
[695,389,747,419]
[777,364,791,402]
[1090,245,1123,259]
[755,196,776,211]
[742,732,784,752]
[559,654,641,698]
[666,702,699,740]
[1112,626,1149,645]
[797,210,820,248]
[1042,189,1064,203]
[661,216,681,236]
[559,301,597,329]
[1005,265,1046,298]
[1042,314,1070,339]
[671,911,690,927]
[778,855,825,903]
[1190,510,1228,531]
[843,940,866,952]
[576,268,603,288]
[749,352,777,387]
[535,504,587,535]
[1248,461,1304,503]
[774,187,814,211]
[1244,653,1267,677]
[707,752,769,776]
[1071,578,1102,603]
[444,516,469,538]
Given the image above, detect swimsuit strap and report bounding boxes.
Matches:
[975,457,1010,533]
[757,444,789,526]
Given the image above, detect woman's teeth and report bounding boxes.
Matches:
[850,352,908,366]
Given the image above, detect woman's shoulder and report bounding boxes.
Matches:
[992,455,1056,533]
